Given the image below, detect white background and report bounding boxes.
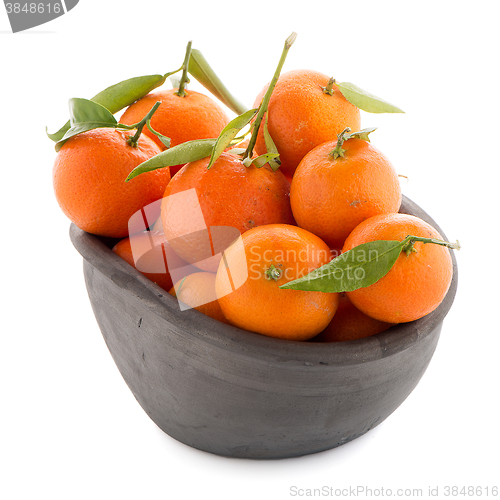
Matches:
[1,1,499,499]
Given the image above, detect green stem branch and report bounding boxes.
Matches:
[175,40,193,97]
[401,235,461,256]
[243,32,297,161]
[126,101,162,147]
[331,127,351,159]
[164,65,184,80]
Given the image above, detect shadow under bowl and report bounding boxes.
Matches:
[70,195,458,459]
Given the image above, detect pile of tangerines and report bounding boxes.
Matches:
[51,34,459,343]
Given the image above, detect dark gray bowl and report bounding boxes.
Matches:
[70,195,457,459]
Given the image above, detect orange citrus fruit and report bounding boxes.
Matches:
[53,128,169,238]
[253,69,361,179]
[169,272,229,324]
[215,224,339,340]
[120,89,230,176]
[290,134,401,249]
[313,293,394,342]
[161,152,295,272]
[343,213,454,323]
[112,230,195,292]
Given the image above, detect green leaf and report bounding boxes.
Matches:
[280,240,404,293]
[242,152,280,169]
[92,74,168,114]
[46,122,73,143]
[55,98,119,151]
[69,97,117,127]
[337,82,404,114]
[146,121,171,149]
[227,148,246,156]
[126,138,218,182]
[47,74,168,142]
[263,113,281,171]
[188,49,248,115]
[345,126,377,142]
[207,108,258,169]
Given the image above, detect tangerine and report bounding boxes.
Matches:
[343,213,454,323]
[215,224,339,340]
[161,152,295,272]
[112,230,195,292]
[253,69,361,179]
[290,131,401,249]
[53,128,169,238]
[169,272,229,324]
[120,89,230,176]
[313,292,394,342]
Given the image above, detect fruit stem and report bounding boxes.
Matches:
[127,101,162,147]
[265,264,283,281]
[331,127,351,159]
[401,235,461,257]
[322,77,335,95]
[164,65,185,80]
[243,32,297,162]
[330,127,377,159]
[175,40,193,98]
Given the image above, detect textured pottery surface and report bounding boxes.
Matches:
[70,196,458,459]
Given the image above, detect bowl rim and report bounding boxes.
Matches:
[70,195,458,368]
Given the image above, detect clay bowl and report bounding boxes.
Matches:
[70,195,458,459]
